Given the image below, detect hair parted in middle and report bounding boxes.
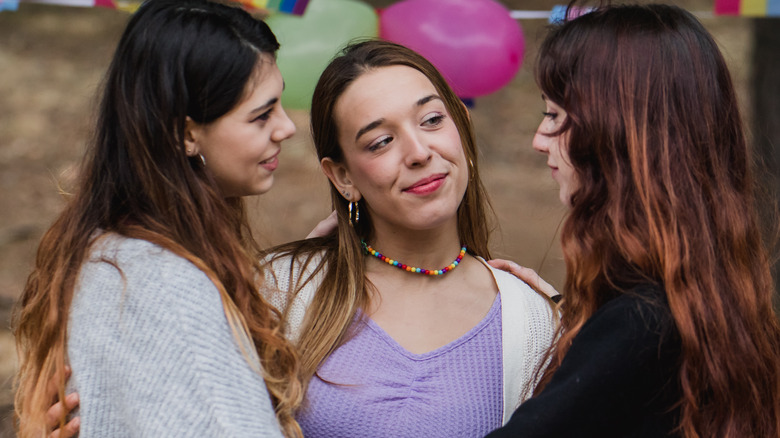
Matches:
[265,39,495,388]
[13,1,303,436]
[533,3,780,437]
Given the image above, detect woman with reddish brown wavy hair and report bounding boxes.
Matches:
[13,0,304,436]
[488,3,780,437]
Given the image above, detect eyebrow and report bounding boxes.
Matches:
[354,94,443,141]
[417,94,440,107]
[250,97,278,115]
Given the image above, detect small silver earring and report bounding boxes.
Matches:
[348,201,359,227]
[199,154,206,167]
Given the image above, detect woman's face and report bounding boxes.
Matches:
[533,96,576,206]
[187,54,296,198]
[323,65,468,234]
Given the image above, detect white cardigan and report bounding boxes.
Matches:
[261,252,558,424]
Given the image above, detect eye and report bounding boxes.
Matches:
[542,111,558,120]
[422,112,445,127]
[367,135,392,152]
[252,109,273,123]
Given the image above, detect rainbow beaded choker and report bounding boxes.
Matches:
[361,240,467,276]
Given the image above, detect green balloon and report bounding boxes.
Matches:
[266,0,378,110]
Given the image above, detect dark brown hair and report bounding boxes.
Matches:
[535,3,780,437]
[13,1,302,435]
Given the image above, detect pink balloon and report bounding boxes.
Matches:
[380,0,524,98]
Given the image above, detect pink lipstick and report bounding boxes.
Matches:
[403,174,446,195]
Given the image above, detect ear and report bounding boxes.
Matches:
[183,116,201,157]
[321,157,361,201]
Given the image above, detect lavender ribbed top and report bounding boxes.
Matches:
[297,295,504,437]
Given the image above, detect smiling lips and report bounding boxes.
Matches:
[403,173,447,195]
[259,152,279,171]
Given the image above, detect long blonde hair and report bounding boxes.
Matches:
[265,39,495,389]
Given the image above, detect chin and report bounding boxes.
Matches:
[223,180,274,198]
[253,177,275,196]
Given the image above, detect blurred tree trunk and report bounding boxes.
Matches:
[752,19,780,309]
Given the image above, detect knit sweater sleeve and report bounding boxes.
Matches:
[486,285,681,438]
[259,251,324,341]
[67,235,283,437]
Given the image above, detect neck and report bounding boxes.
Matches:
[367,222,462,271]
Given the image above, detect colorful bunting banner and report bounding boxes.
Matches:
[6,0,310,15]
[242,0,309,15]
[715,0,780,16]
[6,1,776,19]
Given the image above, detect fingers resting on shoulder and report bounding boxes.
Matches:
[306,210,338,239]
[487,259,560,301]
[48,415,80,438]
[46,365,80,438]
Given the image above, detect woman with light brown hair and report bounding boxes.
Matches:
[262,39,557,437]
[13,0,304,436]
[487,3,780,437]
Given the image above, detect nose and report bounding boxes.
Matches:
[532,122,550,155]
[403,132,433,167]
[272,106,297,143]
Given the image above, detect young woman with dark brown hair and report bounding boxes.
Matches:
[487,3,780,437]
[13,0,304,436]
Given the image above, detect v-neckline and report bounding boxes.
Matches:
[358,293,501,360]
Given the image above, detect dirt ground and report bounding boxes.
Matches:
[0,0,748,434]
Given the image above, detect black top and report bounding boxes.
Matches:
[486,284,681,437]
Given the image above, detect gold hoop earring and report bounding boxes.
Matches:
[348,201,359,227]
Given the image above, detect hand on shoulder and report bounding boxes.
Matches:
[45,366,80,438]
[306,210,338,239]
[487,259,560,301]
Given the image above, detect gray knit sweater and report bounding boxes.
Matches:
[67,234,283,437]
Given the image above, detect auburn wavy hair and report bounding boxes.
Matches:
[534,3,780,437]
[265,39,495,390]
[13,1,302,436]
